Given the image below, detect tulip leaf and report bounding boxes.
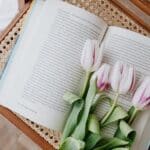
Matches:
[93,138,129,150]
[118,120,136,143]
[60,137,85,150]
[72,78,97,140]
[60,100,84,144]
[80,71,91,98]
[90,93,103,112]
[127,106,135,121]
[91,93,110,113]
[84,114,101,150]
[63,92,81,104]
[102,106,128,126]
[114,128,124,140]
[107,96,114,106]
[114,106,137,146]
[88,114,100,134]
[85,133,102,150]
[127,106,139,124]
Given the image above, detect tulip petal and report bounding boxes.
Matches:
[118,64,129,94]
[110,61,136,94]
[91,41,103,72]
[110,61,123,92]
[81,39,94,71]
[132,77,150,110]
[132,81,147,108]
[140,83,150,109]
[129,67,136,92]
[97,67,104,88]
[119,65,135,94]
[96,63,110,91]
[81,39,103,72]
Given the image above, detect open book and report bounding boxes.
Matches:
[0,0,149,149]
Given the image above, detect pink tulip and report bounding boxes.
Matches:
[81,39,103,72]
[110,61,136,94]
[93,63,111,91]
[132,77,150,110]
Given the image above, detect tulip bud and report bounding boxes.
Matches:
[81,39,103,72]
[110,61,136,94]
[93,63,111,91]
[132,77,150,110]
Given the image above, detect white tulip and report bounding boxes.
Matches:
[132,77,150,110]
[110,61,136,94]
[81,39,103,72]
[94,63,111,91]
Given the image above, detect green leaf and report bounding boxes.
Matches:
[93,138,129,150]
[60,100,84,144]
[100,93,119,125]
[109,97,113,105]
[88,114,100,134]
[114,128,124,139]
[127,106,135,122]
[90,94,102,112]
[84,114,101,150]
[91,93,107,112]
[102,106,128,126]
[119,120,136,142]
[114,107,137,145]
[95,138,109,147]
[63,92,81,104]
[127,106,139,125]
[60,137,85,150]
[85,133,101,150]
[80,71,91,98]
[72,77,97,140]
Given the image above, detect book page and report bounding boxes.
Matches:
[95,26,150,150]
[0,0,107,131]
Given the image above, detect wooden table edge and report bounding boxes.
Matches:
[111,0,150,32]
[0,106,55,150]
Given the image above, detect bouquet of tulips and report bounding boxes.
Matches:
[59,39,150,150]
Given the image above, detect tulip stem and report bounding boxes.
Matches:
[80,71,91,98]
[101,93,119,125]
[128,107,139,125]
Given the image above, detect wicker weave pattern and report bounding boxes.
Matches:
[0,0,149,149]
[66,0,149,36]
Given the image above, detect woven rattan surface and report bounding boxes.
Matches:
[0,0,149,149]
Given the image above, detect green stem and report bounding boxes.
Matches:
[101,93,119,125]
[60,71,91,145]
[60,100,84,145]
[72,91,93,139]
[128,107,139,125]
[80,71,91,98]
[72,78,97,140]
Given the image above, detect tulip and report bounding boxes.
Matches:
[95,63,111,91]
[128,77,150,124]
[60,39,104,146]
[114,77,150,144]
[101,61,136,125]
[110,61,136,94]
[81,39,103,72]
[80,39,103,97]
[83,64,111,149]
[72,66,111,141]
[132,77,150,110]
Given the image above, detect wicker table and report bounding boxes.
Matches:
[0,0,149,149]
